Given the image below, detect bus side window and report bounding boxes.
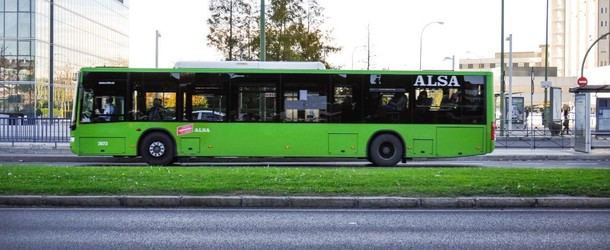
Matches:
[81,90,94,123]
[80,72,128,123]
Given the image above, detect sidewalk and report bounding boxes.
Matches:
[1,142,609,162]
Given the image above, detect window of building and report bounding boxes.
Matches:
[17,56,33,81]
[5,0,18,11]
[490,63,496,68]
[5,13,17,38]
[524,62,530,68]
[479,63,485,69]
[4,40,17,56]
[18,13,30,38]
[459,64,464,69]
[467,64,473,69]
[19,0,31,12]
[18,41,29,55]
[513,63,519,68]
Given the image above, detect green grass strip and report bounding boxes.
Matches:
[1,165,609,197]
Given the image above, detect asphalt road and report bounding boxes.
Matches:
[1,208,609,249]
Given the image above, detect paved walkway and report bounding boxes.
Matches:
[0,142,609,162]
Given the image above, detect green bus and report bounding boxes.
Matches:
[70,63,495,166]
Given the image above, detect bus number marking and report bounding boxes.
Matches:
[97,141,108,146]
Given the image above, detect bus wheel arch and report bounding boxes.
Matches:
[138,129,176,165]
[367,131,405,166]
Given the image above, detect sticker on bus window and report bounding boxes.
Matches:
[177,124,194,136]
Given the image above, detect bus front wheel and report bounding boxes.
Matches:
[368,134,403,166]
[139,132,175,166]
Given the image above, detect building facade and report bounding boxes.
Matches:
[0,0,129,118]
[457,47,571,106]
[600,0,610,67]
[550,0,609,77]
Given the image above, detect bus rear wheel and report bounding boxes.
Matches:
[368,134,403,166]
[139,132,175,166]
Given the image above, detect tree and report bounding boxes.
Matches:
[256,0,339,66]
[207,0,340,65]
[207,0,255,61]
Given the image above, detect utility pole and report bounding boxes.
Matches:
[367,25,370,70]
[259,0,266,61]
[49,0,54,119]
[507,34,513,133]
[500,0,505,136]
[530,67,535,147]
[155,30,161,68]
[543,0,549,128]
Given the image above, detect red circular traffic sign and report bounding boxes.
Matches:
[577,76,588,87]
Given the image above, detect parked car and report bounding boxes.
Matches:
[192,110,225,121]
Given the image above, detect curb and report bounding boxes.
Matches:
[1,196,609,209]
[1,155,609,163]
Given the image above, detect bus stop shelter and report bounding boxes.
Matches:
[569,85,610,153]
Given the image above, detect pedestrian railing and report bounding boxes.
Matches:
[495,128,574,149]
[0,117,71,144]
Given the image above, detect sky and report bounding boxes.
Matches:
[129,0,547,70]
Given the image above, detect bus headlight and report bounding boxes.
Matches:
[70,137,75,143]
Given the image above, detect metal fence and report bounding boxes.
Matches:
[0,117,71,144]
[495,128,575,149]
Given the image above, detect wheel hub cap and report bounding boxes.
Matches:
[149,141,165,157]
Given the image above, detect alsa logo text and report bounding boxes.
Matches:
[413,75,461,87]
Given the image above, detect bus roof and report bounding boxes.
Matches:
[174,61,326,70]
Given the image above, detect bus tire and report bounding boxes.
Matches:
[368,134,403,166]
[139,132,175,166]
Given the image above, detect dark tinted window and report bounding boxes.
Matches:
[230,74,279,122]
[329,74,362,123]
[364,74,411,123]
[282,74,328,122]
[130,72,180,121]
[413,75,486,124]
[184,73,228,122]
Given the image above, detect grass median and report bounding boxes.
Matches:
[1,165,609,197]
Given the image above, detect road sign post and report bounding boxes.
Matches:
[577,77,588,87]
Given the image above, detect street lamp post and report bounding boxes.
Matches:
[506,34,513,133]
[419,21,444,70]
[155,30,161,68]
[49,0,54,120]
[259,0,266,61]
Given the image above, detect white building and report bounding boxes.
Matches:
[551,0,610,77]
